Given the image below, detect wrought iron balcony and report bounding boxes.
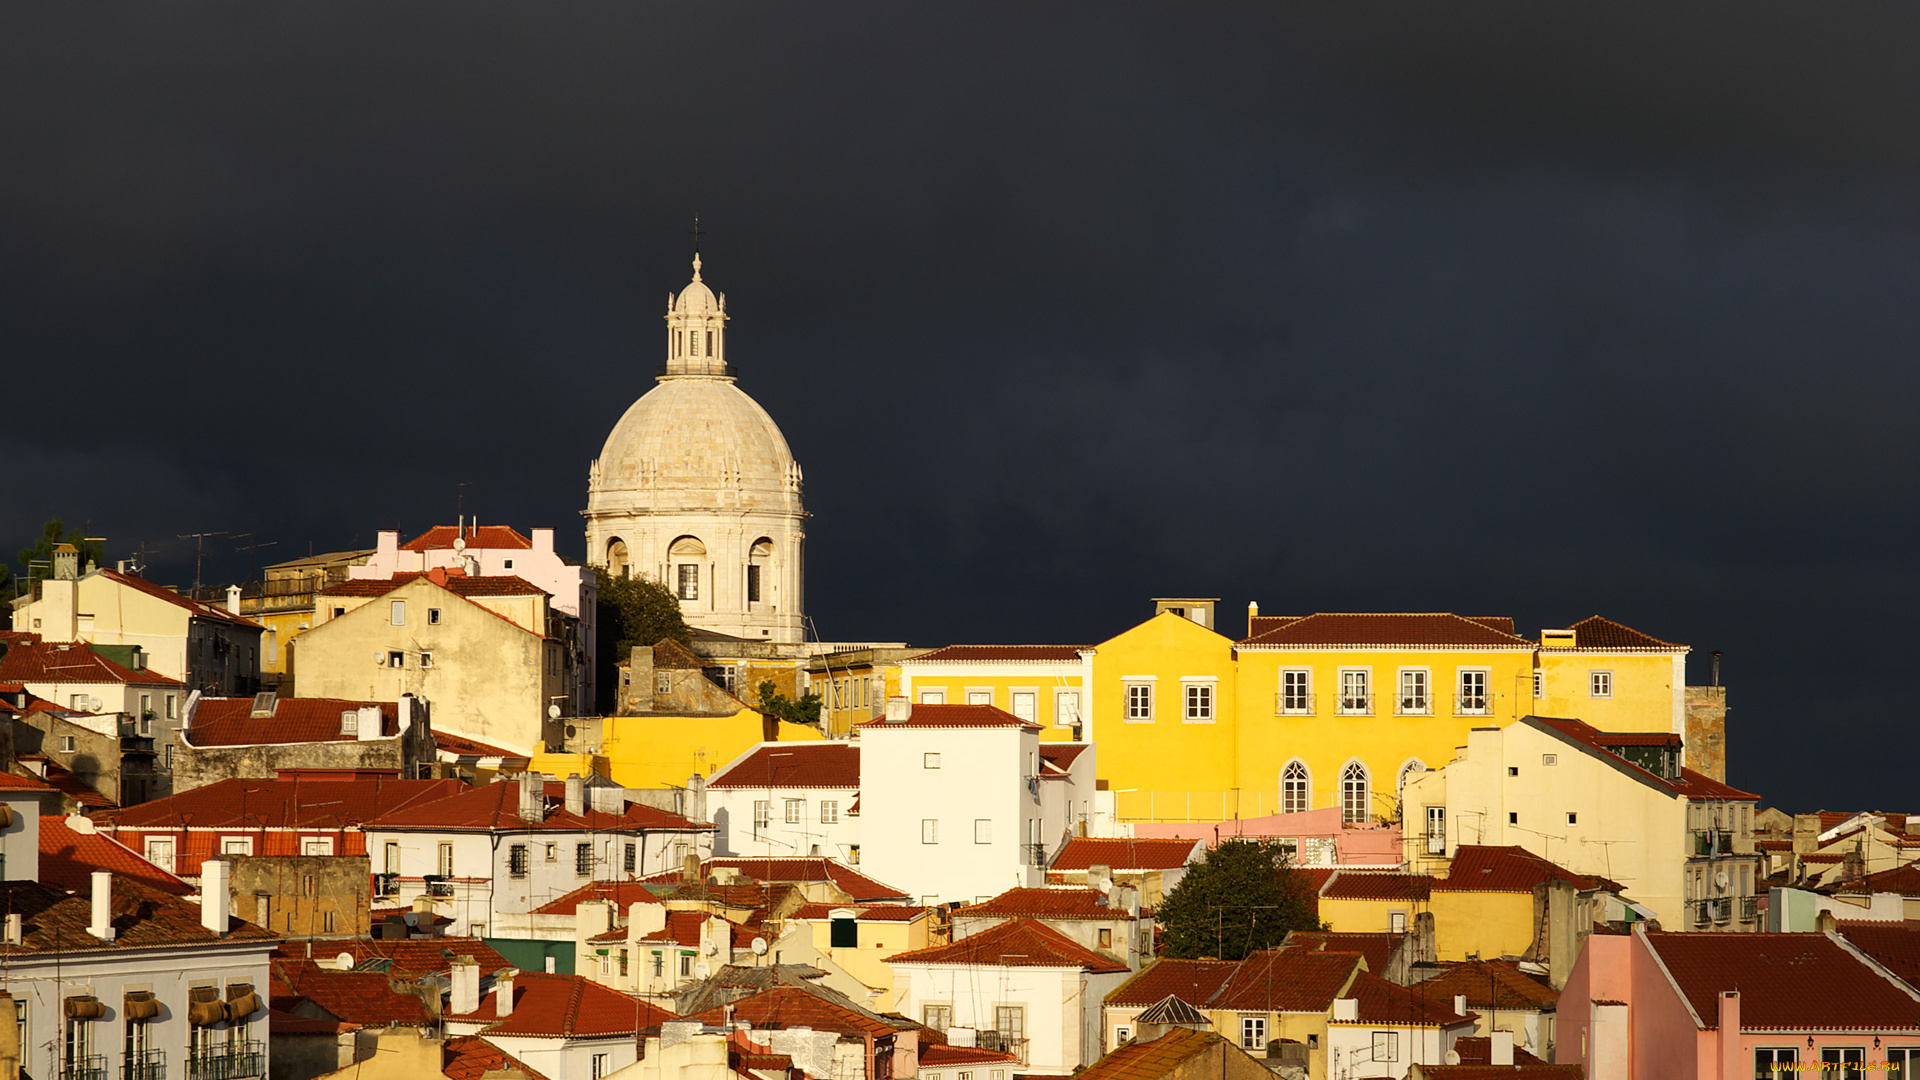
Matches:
[1454,693,1491,716]
[188,1042,264,1080]
[124,1049,166,1080]
[423,875,455,898]
[1740,896,1758,922]
[372,873,401,897]
[1026,843,1047,868]
[1396,697,1433,716]
[1274,692,1314,715]
[62,1055,108,1080]
[1336,694,1374,716]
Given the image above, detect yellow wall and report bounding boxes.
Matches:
[1091,613,1240,800]
[815,662,900,738]
[528,751,611,780]
[897,664,1087,742]
[799,914,934,1011]
[1427,891,1534,961]
[601,707,822,790]
[1318,895,1423,936]
[1535,651,1683,733]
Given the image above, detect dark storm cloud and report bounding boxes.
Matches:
[2,1,1915,808]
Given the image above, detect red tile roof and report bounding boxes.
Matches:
[98,570,263,629]
[907,645,1090,663]
[1463,617,1517,634]
[275,960,434,1024]
[1839,862,1920,897]
[443,1036,552,1080]
[1528,717,1761,801]
[1435,846,1622,895]
[1335,971,1469,1026]
[954,887,1137,921]
[1209,949,1365,1011]
[1322,872,1433,902]
[1448,1037,1550,1066]
[1409,960,1560,1010]
[1833,921,1920,990]
[694,985,895,1038]
[377,780,709,833]
[790,904,930,923]
[0,772,57,791]
[1548,615,1683,651]
[1668,768,1763,803]
[0,640,184,687]
[272,937,508,977]
[100,776,466,829]
[533,880,668,916]
[630,911,764,949]
[889,917,1128,973]
[434,731,524,758]
[29,760,115,808]
[1039,743,1090,770]
[1818,811,1911,834]
[1239,613,1534,648]
[639,858,911,903]
[0,878,275,956]
[1644,931,1920,1030]
[403,526,534,552]
[38,816,192,895]
[1075,1027,1226,1080]
[1104,958,1238,1008]
[1592,731,1682,748]
[187,697,402,746]
[708,742,861,789]
[320,573,549,598]
[1282,931,1400,978]
[917,1044,1020,1067]
[1051,837,1203,872]
[449,971,674,1037]
[854,703,1040,730]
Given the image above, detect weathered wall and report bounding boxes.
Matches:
[1684,686,1727,782]
[173,724,432,794]
[229,854,372,938]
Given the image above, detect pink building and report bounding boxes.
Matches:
[1558,924,1920,1079]
[1132,807,1402,866]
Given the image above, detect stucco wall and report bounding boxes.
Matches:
[230,854,372,938]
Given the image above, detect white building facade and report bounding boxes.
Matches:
[704,742,861,861]
[584,255,806,647]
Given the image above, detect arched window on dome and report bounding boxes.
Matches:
[606,538,630,579]
[669,536,706,601]
[747,538,774,606]
[1281,760,1310,815]
[1340,761,1371,825]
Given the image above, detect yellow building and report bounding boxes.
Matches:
[242,548,374,685]
[1088,612,1240,818]
[1535,614,1694,754]
[809,646,934,737]
[784,903,938,1011]
[895,644,1092,741]
[599,707,822,790]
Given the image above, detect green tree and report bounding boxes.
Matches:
[755,680,823,726]
[16,516,105,588]
[596,569,693,657]
[1155,839,1322,960]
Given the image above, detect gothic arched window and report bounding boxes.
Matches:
[1341,761,1371,825]
[1282,760,1310,815]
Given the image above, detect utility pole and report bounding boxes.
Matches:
[177,531,228,589]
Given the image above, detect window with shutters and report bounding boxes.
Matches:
[576,843,592,876]
[753,801,771,837]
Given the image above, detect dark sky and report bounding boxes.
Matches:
[4,3,1915,812]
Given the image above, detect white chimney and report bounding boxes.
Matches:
[356,705,384,742]
[1491,1031,1513,1066]
[450,958,480,1015]
[226,585,242,616]
[89,871,116,941]
[884,696,911,723]
[495,969,518,1016]
[519,773,545,823]
[1332,998,1358,1022]
[565,775,585,817]
[5,913,21,945]
[532,528,555,554]
[201,859,230,935]
[1454,994,1467,1017]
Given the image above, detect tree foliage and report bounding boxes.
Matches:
[15,516,105,590]
[1155,838,1323,960]
[754,680,823,726]
[596,569,693,657]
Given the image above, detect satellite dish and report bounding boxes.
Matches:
[375,651,387,666]
[548,704,562,719]
[751,937,768,956]
[335,952,356,971]
[87,696,103,713]
[1444,1051,1461,1066]
[703,940,721,956]
[693,960,711,979]
[1715,871,1730,892]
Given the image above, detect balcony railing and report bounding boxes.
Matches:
[1716,832,1734,855]
[373,873,401,897]
[63,1055,108,1080]
[188,1042,264,1080]
[1336,694,1374,716]
[1691,831,1713,857]
[1274,693,1314,716]
[1712,898,1732,925]
[1454,693,1490,715]
[1740,896,1758,922]
[1396,697,1433,716]
[1693,901,1712,928]
[124,1049,166,1080]
[1026,844,1046,868]
[423,875,455,898]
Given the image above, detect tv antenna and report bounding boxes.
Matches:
[177,531,228,589]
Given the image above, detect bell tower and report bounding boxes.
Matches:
[663,255,730,378]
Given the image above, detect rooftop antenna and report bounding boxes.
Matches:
[689,216,707,255]
[177,532,228,589]
[232,533,278,572]
[455,481,473,530]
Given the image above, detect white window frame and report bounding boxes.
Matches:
[753,800,771,838]
[1241,1016,1266,1049]
[1397,668,1430,715]
[924,752,941,769]
[1590,670,1614,698]
[965,688,993,706]
[223,837,254,856]
[919,689,946,704]
[1371,1031,1398,1062]
[1279,668,1312,714]
[390,600,405,625]
[1340,761,1371,825]
[677,563,699,600]
[1338,668,1372,715]
[1457,667,1491,715]
[302,837,334,856]
[1181,677,1216,723]
[1281,760,1310,815]
[145,838,175,873]
[1054,690,1082,728]
[784,799,803,824]
[1532,670,1544,699]
[820,801,839,824]
[1425,805,1446,855]
[1010,690,1038,724]
[921,819,939,844]
[974,819,992,844]
[1123,678,1155,723]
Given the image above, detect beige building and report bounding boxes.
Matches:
[584,254,807,649]
[1402,716,1761,932]
[238,548,374,689]
[292,570,569,752]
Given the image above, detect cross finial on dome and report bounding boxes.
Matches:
[689,216,707,280]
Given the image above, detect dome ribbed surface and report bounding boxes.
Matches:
[590,377,799,514]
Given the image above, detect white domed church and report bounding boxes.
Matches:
[584,255,806,647]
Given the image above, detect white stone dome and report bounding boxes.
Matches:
[589,376,801,515]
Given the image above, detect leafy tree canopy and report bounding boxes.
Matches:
[756,680,822,726]
[16,516,105,590]
[596,569,693,657]
[1155,838,1323,960]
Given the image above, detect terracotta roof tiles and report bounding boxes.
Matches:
[709,743,861,790]
[1435,846,1622,895]
[1528,717,1761,802]
[272,937,508,977]
[274,961,434,1025]
[638,858,910,903]
[1410,960,1560,1011]
[448,971,675,1037]
[790,904,930,923]
[693,985,895,1038]
[0,640,184,687]
[955,887,1137,921]
[889,917,1128,973]
[1051,837,1203,872]
[443,1036,551,1080]
[377,781,710,833]
[1104,958,1238,1008]
[917,1044,1020,1067]
[1549,615,1684,651]
[403,526,533,551]
[1283,931,1401,977]
[532,880,669,916]
[1839,862,1920,897]
[1239,613,1534,649]
[1322,872,1433,902]
[854,703,1041,731]
[1449,1037,1550,1066]
[1335,971,1469,1026]
[0,878,275,957]
[98,776,467,830]
[1644,931,1920,1030]
[1833,921,1920,989]
[98,570,263,629]
[38,816,192,896]
[320,573,548,598]
[187,697,402,746]
[1076,1028,1227,1080]
[1106,950,1363,1013]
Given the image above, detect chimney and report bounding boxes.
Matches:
[532,528,555,554]
[356,706,384,743]
[590,785,624,814]
[682,852,701,882]
[518,773,545,823]
[1247,600,1259,635]
[376,530,400,559]
[1088,864,1113,897]
[1454,994,1467,1017]
[1717,992,1740,1074]
[450,958,480,1016]
[1115,883,1140,916]
[397,694,416,733]
[226,585,242,616]
[494,969,518,1016]
[89,871,115,942]
[1491,1031,1513,1066]
[5,913,21,945]
[1817,910,1838,933]
[1332,998,1357,1022]
[201,859,230,935]
[565,775,585,817]
[884,696,911,723]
